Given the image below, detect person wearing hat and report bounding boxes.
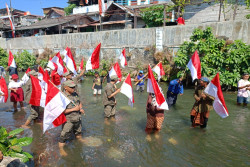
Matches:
[61,69,85,93]
[103,75,121,118]
[166,77,184,106]
[190,77,215,128]
[21,71,43,128]
[92,71,103,96]
[59,80,85,156]
[134,70,145,92]
[51,66,61,88]
[8,74,25,112]
[237,73,250,106]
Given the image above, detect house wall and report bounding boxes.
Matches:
[0,20,249,67]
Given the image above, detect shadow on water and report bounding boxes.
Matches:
[0,76,249,167]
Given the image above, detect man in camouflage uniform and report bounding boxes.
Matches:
[59,80,85,156]
[61,69,85,93]
[103,75,121,118]
[21,71,44,128]
[190,77,215,128]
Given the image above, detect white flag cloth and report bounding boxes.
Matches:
[204,73,229,118]
[21,68,31,84]
[119,48,127,68]
[147,65,168,110]
[108,62,122,82]
[187,50,201,81]
[152,62,165,81]
[43,81,71,133]
[120,74,134,107]
[63,47,77,75]
[51,52,65,76]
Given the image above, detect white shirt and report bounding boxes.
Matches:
[8,80,25,89]
[237,79,250,97]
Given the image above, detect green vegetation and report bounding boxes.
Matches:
[64,4,76,16]
[0,48,8,68]
[140,5,175,27]
[15,50,36,71]
[174,27,250,88]
[0,126,33,162]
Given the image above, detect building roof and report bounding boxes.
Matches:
[16,14,95,30]
[42,7,64,10]
[47,8,65,17]
[0,8,26,15]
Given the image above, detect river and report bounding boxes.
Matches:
[0,76,249,167]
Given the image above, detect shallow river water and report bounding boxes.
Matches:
[0,76,249,167]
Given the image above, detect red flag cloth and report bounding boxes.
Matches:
[29,76,46,107]
[63,47,77,75]
[86,43,101,70]
[187,50,201,81]
[152,62,165,80]
[47,57,57,70]
[8,51,16,68]
[43,81,71,133]
[120,74,134,107]
[0,77,8,103]
[119,48,127,68]
[109,62,122,81]
[21,68,31,84]
[204,73,229,118]
[79,58,84,72]
[147,65,168,110]
[51,52,66,76]
[51,70,61,86]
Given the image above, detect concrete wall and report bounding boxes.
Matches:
[0,20,249,66]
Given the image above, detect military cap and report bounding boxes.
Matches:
[63,80,76,87]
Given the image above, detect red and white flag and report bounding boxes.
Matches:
[29,75,46,108]
[79,58,84,73]
[43,81,71,133]
[152,62,165,80]
[38,67,50,92]
[98,0,105,16]
[120,74,134,107]
[62,47,77,75]
[21,68,31,84]
[6,3,15,38]
[204,73,229,118]
[147,65,168,110]
[8,51,16,68]
[109,62,122,82]
[0,77,8,103]
[86,43,101,71]
[187,50,201,81]
[47,57,57,70]
[51,52,66,76]
[119,48,127,68]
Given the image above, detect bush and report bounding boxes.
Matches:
[15,50,36,71]
[0,48,8,68]
[0,126,33,162]
[174,27,250,88]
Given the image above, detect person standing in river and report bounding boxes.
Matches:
[103,75,120,119]
[92,71,103,96]
[58,80,85,156]
[166,77,184,106]
[237,73,250,106]
[190,77,215,128]
[134,71,145,92]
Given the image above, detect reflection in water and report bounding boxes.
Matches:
[0,77,249,166]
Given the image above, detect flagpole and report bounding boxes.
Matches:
[134,61,162,86]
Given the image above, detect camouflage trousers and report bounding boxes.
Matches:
[59,120,82,143]
[28,105,44,122]
[104,105,116,118]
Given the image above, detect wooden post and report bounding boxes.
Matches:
[218,0,222,21]
[134,16,137,28]
[99,15,102,31]
[233,0,238,20]
[163,4,166,27]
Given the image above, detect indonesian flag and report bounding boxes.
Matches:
[43,81,71,133]
[98,0,105,16]
[187,50,201,81]
[204,73,229,118]
[47,57,57,70]
[120,74,134,107]
[147,65,168,110]
[6,3,15,38]
[152,62,165,80]
[62,47,77,75]
[119,48,127,68]
[21,68,31,84]
[79,58,84,73]
[86,43,101,71]
[29,75,46,107]
[51,52,66,76]
[109,62,122,81]
[8,51,16,68]
[0,77,8,103]
[38,67,50,92]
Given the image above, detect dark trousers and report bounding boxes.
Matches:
[166,91,178,106]
[190,115,208,128]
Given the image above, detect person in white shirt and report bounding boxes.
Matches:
[8,74,25,111]
[237,73,250,106]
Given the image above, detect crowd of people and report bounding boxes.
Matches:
[0,64,249,156]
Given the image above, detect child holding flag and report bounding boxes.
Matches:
[8,74,25,112]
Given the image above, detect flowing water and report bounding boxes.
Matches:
[0,76,249,167]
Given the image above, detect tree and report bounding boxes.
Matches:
[64,4,76,16]
[174,27,250,89]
